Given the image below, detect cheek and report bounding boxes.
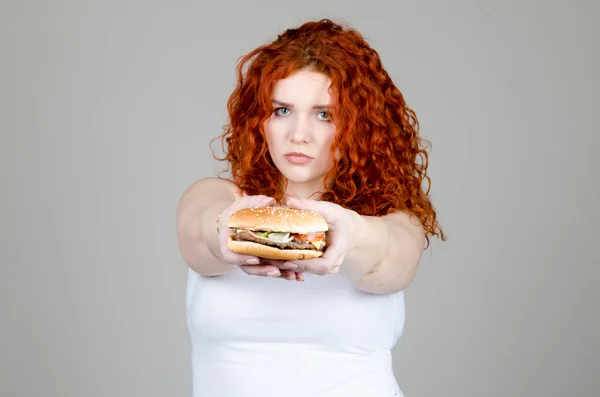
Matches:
[321,127,336,153]
[264,123,278,151]
[265,118,297,157]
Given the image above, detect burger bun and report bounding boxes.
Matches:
[227,239,324,260]
[227,206,328,234]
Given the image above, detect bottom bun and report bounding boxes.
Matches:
[227,239,324,260]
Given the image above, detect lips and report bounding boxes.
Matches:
[284,152,313,164]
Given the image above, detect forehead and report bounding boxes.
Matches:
[271,70,332,105]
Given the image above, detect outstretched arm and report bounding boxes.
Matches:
[344,210,425,294]
[284,198,426,294]
[176,178,238,276]
[176,178,294,279]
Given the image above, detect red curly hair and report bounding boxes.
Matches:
[213,19,445,245]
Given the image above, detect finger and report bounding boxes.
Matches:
[310,250,343,274]
[295,272,304,282]
[285,258,318,273]
[278,269,298,281]
[257,262,301,281]
[285,197,336,221]
[260,258,298,270]
[284,257,323,272]
[283,261,302,271]
[307,259,331,275]
[241,195,276,207]
[238,264,281,277]
[229,196,276,214]
[221,250,261,266]
[287,258,338,275]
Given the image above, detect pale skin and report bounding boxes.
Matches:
[176,70,426,294]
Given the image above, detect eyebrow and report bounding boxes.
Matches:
[272,99,330,110]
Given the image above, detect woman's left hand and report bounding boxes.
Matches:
[282,197,357,275]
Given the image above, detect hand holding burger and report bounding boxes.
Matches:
[216,194,302,280]
[279,197,358,276]
[226,196,357,277]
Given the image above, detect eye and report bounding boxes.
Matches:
[317,111,330,121]
[274,107,290,116]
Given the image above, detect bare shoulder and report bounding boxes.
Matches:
[382,210,422,228]
[179,177,241,206]
[381,210,426,244]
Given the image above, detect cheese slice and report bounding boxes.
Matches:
[311,240,325,250]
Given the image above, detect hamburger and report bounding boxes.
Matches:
[226,206,328,260]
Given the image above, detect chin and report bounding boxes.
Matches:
[277,168,324,186]
[272,157,331,186]
[283,173,320,185]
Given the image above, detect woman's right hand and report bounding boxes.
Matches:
[216,194,303,281]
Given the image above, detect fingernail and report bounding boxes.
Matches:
[246,258,259,265]
[267,270,280,277]
[284,262,298,269]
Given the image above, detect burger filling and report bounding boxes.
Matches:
[231,229,326,251]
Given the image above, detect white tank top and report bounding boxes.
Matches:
[186,266,406,397]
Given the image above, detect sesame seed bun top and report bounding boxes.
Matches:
[226,206,328,233]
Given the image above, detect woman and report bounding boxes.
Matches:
[177,19,444,397]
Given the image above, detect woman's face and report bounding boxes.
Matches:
[264,69,337,197]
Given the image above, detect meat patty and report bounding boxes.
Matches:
[232,230,322,251]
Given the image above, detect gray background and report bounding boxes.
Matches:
[1,0,598,396]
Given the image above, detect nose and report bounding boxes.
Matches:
[289,116,310,143]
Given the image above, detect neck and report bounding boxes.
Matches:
[282,180,324,203]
